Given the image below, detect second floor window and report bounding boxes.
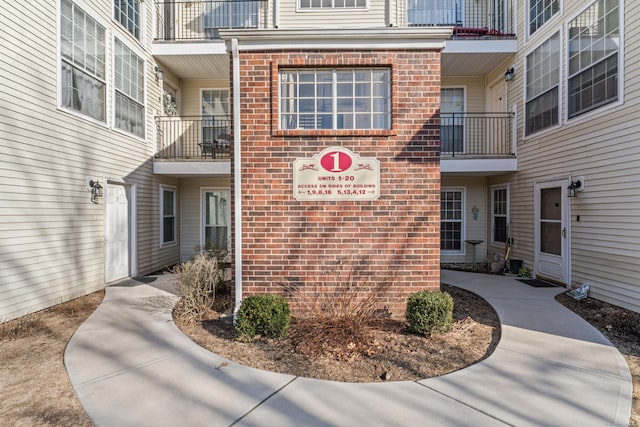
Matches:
[299,0,366,9]
[60,0,106,122]
[280,68,391,130]
[529,0,559,36]
[114,0,141,40]
[568,0,619,118]
[114,39,145,138]
[525,32,560,135]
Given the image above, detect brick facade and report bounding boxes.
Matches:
[232,49,441,317]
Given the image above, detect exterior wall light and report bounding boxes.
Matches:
[568,179,582,198]
[155,66,164,82]
[504,67,515,82]
[89,179,103,203]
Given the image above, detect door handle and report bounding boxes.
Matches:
[562,227,566,238]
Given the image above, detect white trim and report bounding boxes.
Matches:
[490,183,510,246]
[295,0,369,13]
[441,187,466,256]
[232,38,243,320]
[159,184,177,248]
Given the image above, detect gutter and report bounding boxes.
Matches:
[232,37,243,321]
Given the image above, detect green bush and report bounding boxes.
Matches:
[406,290,454,335]
[235,294,291,341]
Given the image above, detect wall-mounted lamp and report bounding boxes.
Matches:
[89,179,103,203]
[155,66,164,82]
[567,177,584,198]
[505,67,515,82]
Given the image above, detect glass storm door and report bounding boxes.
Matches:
[535,180,569,284]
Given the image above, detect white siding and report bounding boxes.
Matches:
[500,0,640,311]
[440,177,487,264]
[0,1,175,321]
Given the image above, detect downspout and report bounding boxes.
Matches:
[232,37,243,320]
[274,0,280,28]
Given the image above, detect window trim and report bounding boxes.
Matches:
[278,67,392,132]
[200,188,231,252]
[566,0,622,121]
[440,187,465,255]
[524,31,561,137]
[112,35,146,140]
[57,0,109,126]
[113,0,145,44]
[296,0,368,12]
[491,184,510,246]
[527,0,562,39]
[160,185,177,247]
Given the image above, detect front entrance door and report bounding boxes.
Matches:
[534,179,570,285]
[105,183,130,282]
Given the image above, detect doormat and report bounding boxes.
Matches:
[517,278,559,288]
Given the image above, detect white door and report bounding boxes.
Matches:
[106,183,130,282]
[534,179,570,285]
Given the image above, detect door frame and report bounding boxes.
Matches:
[105,179,137,283]
[533,177,570,287]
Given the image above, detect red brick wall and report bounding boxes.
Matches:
[232,49,441,317]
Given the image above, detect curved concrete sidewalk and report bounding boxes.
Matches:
[65,270,632,426]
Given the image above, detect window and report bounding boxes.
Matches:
[280,68,391,130]
[568,0,619,118]
[202,89,230,142]
[114,38,145,138]
[441,189,463,252]
[203,190,229,250]
[492,185,509,244]
[204,1,259,37]
[299,0,366,9]
[529,0,559,35]
[440,88,464,154]
[114,0,141,40]
[525,32,560,135]
[408,0,461,26]
[161,186,176,246]
[60,0,106,122]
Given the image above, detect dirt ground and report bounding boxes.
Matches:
[0,282,639,426]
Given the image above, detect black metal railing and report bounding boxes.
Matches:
[155,116,232,160]
[155,0,267,41]
[439,112,515,157]
[408,0,515,39]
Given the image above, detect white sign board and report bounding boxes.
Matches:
[293,147,380,201]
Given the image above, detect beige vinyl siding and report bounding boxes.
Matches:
[440,177,487,264]
[278,0,387,28]
[180,178,231,261]
[500,0,640,311]
[181,80,229,116]
[441,76,486,111]
[0,1,173,321]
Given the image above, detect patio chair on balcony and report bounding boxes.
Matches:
[214,133,231,157]
[199,141,215,158]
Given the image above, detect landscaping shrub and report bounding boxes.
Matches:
[235,294,291,341]
[174,251,225,320]
[406,290,454,335]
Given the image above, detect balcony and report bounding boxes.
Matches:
[155,0,268,41]
[439,112,517,174]
[408,0,515,39]
[154,116,232,176]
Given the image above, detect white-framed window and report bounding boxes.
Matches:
[529,0,559,36]
[114,0,141,41]
[440,87,465,154]
[59,0,106,122]
[160,185,176,246]
[114,38,145,138]
[525,32,560,136]
[202,189,230,251]
[204,1,259,37]
[441,189,464,253]
[280,68,391,130]
[299,0,366,9]
[491,185,509,244]
[407,0,462,26]
[568,0,620,118]
[202,89,231,142]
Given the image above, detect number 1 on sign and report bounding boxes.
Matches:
[330,152,341,172]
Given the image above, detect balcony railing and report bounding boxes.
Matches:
[155,0,267,41]
[408,0,514,39]
[439,112,515,157]
[155,116,232,160]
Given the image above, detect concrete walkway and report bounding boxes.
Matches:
[65,270,632,426]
